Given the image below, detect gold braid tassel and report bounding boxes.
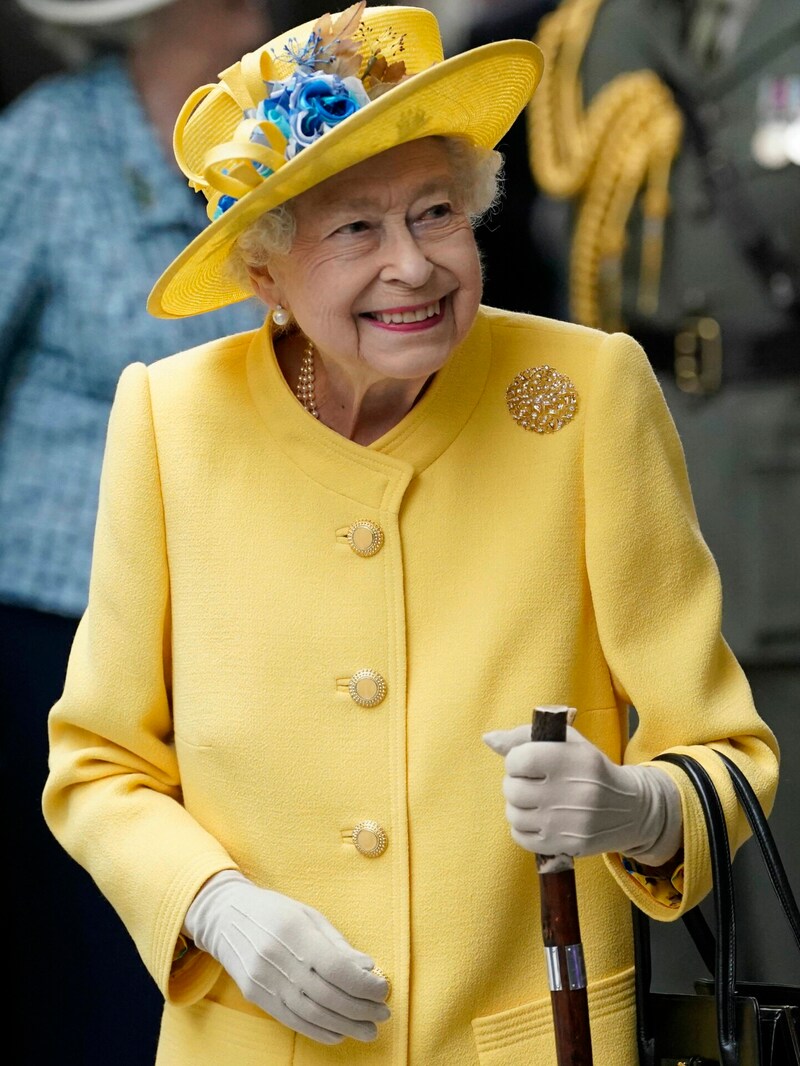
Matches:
[528,0,683,331]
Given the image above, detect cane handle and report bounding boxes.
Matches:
[531,705,577,873]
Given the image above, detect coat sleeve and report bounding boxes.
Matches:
[42,362,235,1002]
[583,331,780,919]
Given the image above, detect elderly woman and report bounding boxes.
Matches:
[43,5,779,1065]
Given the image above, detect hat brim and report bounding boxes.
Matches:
[17,0,176,24]
[148,38,543,319]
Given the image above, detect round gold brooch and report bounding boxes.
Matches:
[506,365,579,433]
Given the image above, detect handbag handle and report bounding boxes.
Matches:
[717,752,800,947]
[634,751,800,1066]
[656,753,739,1065]
[676,754,800,964]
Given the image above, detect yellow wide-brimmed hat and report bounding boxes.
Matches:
[148,3,543,319]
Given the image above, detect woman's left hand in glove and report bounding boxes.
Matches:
[483,724,682,865]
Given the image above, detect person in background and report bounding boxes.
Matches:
[528,0,799,987]
[41,3,777,1063]
[0,2,272,1063]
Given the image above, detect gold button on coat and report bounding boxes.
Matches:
[371,966,392,1000]
[352,820,387,857]
[346,520,384,557]
[349,669,386,707]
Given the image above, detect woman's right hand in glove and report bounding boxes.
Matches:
[183,870,391,1045]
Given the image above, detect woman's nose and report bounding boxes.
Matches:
[379,227,434,288]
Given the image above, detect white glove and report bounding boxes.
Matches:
[183,871,390,1045]
[483,724,683,865]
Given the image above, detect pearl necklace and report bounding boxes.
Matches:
[296,338,319,419]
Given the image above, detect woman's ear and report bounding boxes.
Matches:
[246,264,281,309]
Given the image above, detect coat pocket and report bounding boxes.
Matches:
[156,999,296,1066]
[471,966,637,1065]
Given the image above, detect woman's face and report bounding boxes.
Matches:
[254,138,484,385]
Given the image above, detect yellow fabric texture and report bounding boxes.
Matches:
[43,308,778,1065]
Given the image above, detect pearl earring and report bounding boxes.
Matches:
[272,304,290,326]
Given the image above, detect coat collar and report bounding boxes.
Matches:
[246,312,493,512]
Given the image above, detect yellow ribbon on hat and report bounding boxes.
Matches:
[203,122,288,194]
[173,82,219,190]
[172,49,290,220]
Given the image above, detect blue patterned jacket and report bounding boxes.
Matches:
[0,56,264,617]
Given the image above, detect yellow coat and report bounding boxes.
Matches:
[43,308,778,1066]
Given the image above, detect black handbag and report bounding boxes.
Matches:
[633,750,800,1066]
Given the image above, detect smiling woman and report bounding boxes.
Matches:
[41,5,781,1066]
[242,138,489,441]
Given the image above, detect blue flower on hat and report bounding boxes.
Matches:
[290,73,368,138]
[254,103,291,141]
[203,3,405,223]
[255,71,369,163]
[250,102,292,177]
[212,194,238,220]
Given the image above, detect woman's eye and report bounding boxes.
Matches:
[421,202,452,221]
[335,219,371,235]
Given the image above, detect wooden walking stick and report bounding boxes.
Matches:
[531,704,594,1066]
